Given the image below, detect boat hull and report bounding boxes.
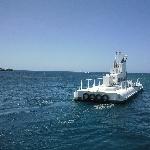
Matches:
[74,86,143,104]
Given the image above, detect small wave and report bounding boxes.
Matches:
[94,104,114,110]
[0,107,32,116]
[58,119,75,124]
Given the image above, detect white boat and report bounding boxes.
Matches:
[73,52,143,103]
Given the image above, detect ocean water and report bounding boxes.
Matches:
[0,71,150,150]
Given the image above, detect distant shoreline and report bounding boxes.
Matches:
[0,68,13,71]
[0,69,149,74]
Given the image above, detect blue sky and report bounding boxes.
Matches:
[0,0,150,72]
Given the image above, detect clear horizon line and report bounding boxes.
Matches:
[13,70,150,74]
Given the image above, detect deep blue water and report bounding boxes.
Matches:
[0,71,150,150]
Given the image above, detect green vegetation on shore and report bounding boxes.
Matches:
[0,68,13,71]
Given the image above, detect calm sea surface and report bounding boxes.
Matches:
[0,71,150,150]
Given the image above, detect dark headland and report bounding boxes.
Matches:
[0,68,13,71]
